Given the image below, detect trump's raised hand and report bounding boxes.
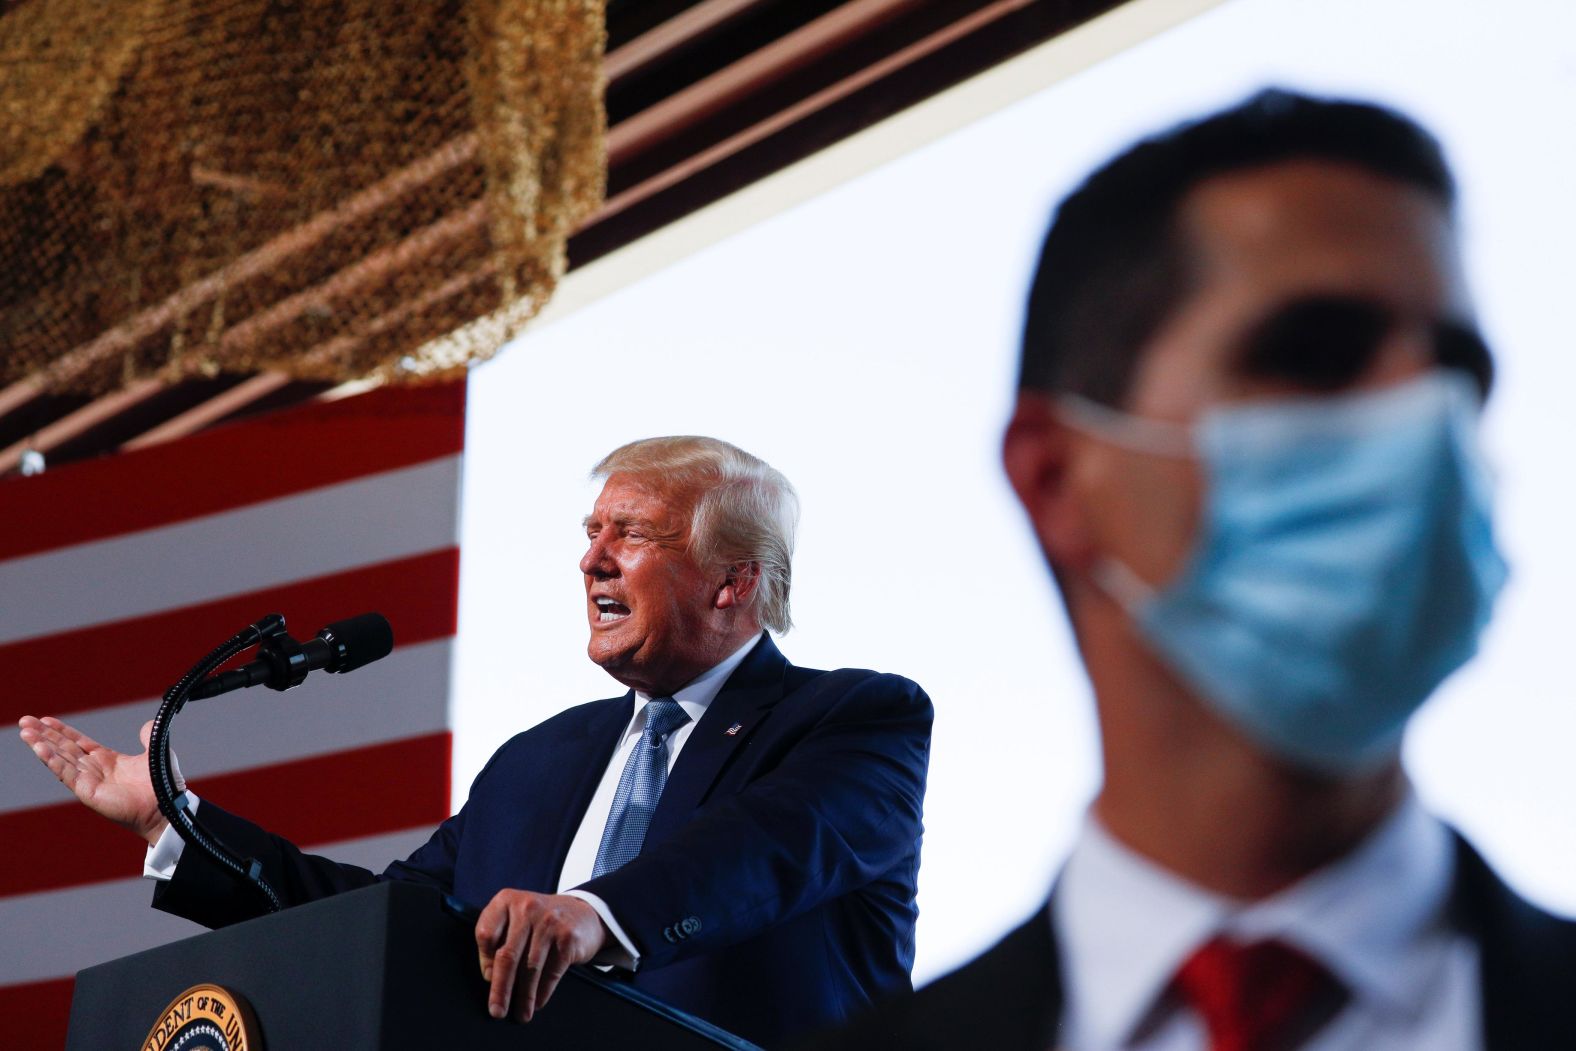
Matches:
[17,715,179,846]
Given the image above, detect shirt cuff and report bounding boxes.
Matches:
[563,889,640,970]
[142,794,199,881]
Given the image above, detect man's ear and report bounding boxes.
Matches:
[716,562,761,611]
[1002,392,1096,571]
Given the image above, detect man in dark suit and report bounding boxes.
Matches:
[19,436,932,1049]
[812,91,1576,1049]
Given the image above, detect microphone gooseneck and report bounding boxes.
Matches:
[149,615,286,912]
[149,611,395,913]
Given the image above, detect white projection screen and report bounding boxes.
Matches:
[454,0,1576,982]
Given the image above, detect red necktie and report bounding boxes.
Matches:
[1172,936,1341,1051]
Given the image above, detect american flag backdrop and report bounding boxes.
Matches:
[0,381,466,1048]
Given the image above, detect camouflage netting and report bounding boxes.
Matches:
[0,0,606,393]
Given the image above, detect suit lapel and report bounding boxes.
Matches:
[1453,833,1576,1050]
[537,694,633,888]
[643,634,787,848]
[1040,892,1068,1042]
[913,900,1062,1050]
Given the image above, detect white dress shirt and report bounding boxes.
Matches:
[558,636,757,966]
[146,636,761,971]
[1053,793,1482,1050]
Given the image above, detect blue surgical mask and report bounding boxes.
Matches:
[1058,371,1508,773]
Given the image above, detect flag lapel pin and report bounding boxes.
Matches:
[725,722,743,736]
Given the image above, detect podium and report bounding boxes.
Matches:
[66,881,761,1049]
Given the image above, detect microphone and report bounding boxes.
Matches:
[190,613,394,700]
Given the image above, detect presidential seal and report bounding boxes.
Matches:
[142,984,261,1051]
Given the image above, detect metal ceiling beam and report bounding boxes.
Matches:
[607,0,920,166]
[597,0,1034,225]
[117,374,292,452]
[0,378,165,475]
[603,0,771,81]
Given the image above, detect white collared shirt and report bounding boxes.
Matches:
[557,635,759,965]
[1053,794,1482,1050]
[145,636,762,970]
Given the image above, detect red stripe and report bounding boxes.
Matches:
[0,548,460,723]
[0,733,451,899]
[0,975,74,1050]
[0,380,465,563]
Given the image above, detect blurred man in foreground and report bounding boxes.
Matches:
[815,90,1575,1049]
[21,435,932,1048]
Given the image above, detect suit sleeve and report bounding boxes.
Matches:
[577,670,932,970]
[151,761,491,929]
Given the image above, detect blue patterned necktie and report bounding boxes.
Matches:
[591,697,691,877]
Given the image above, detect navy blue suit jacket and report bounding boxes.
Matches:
[803,835,1576,1050]
[153,635,933,1048]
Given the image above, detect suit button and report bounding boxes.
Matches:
[680,916,702,936]
[663,926,678,944]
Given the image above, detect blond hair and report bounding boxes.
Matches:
[593,436,798,634]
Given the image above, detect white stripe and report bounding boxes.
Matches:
[3,638,454,815]
[0,456,461,645]
[0,827,434,986]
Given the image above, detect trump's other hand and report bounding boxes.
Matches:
[475,889,609,1022]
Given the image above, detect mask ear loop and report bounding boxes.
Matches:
[1091,557,1161,612]
[1055,393,1196,459]
[1053,394,1198,613]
